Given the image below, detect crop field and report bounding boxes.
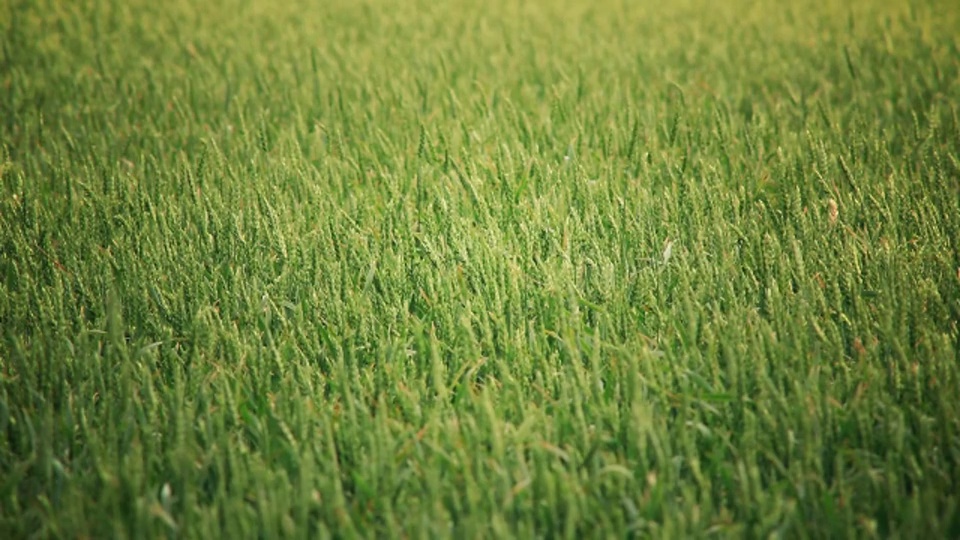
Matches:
[2,0,959,537]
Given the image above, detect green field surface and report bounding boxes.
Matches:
[2,0,959,537]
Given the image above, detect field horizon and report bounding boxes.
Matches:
[2,0,959,537]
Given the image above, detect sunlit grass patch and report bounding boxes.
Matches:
[1,0,959,537]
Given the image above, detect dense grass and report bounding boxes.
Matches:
[2,0,959,537]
